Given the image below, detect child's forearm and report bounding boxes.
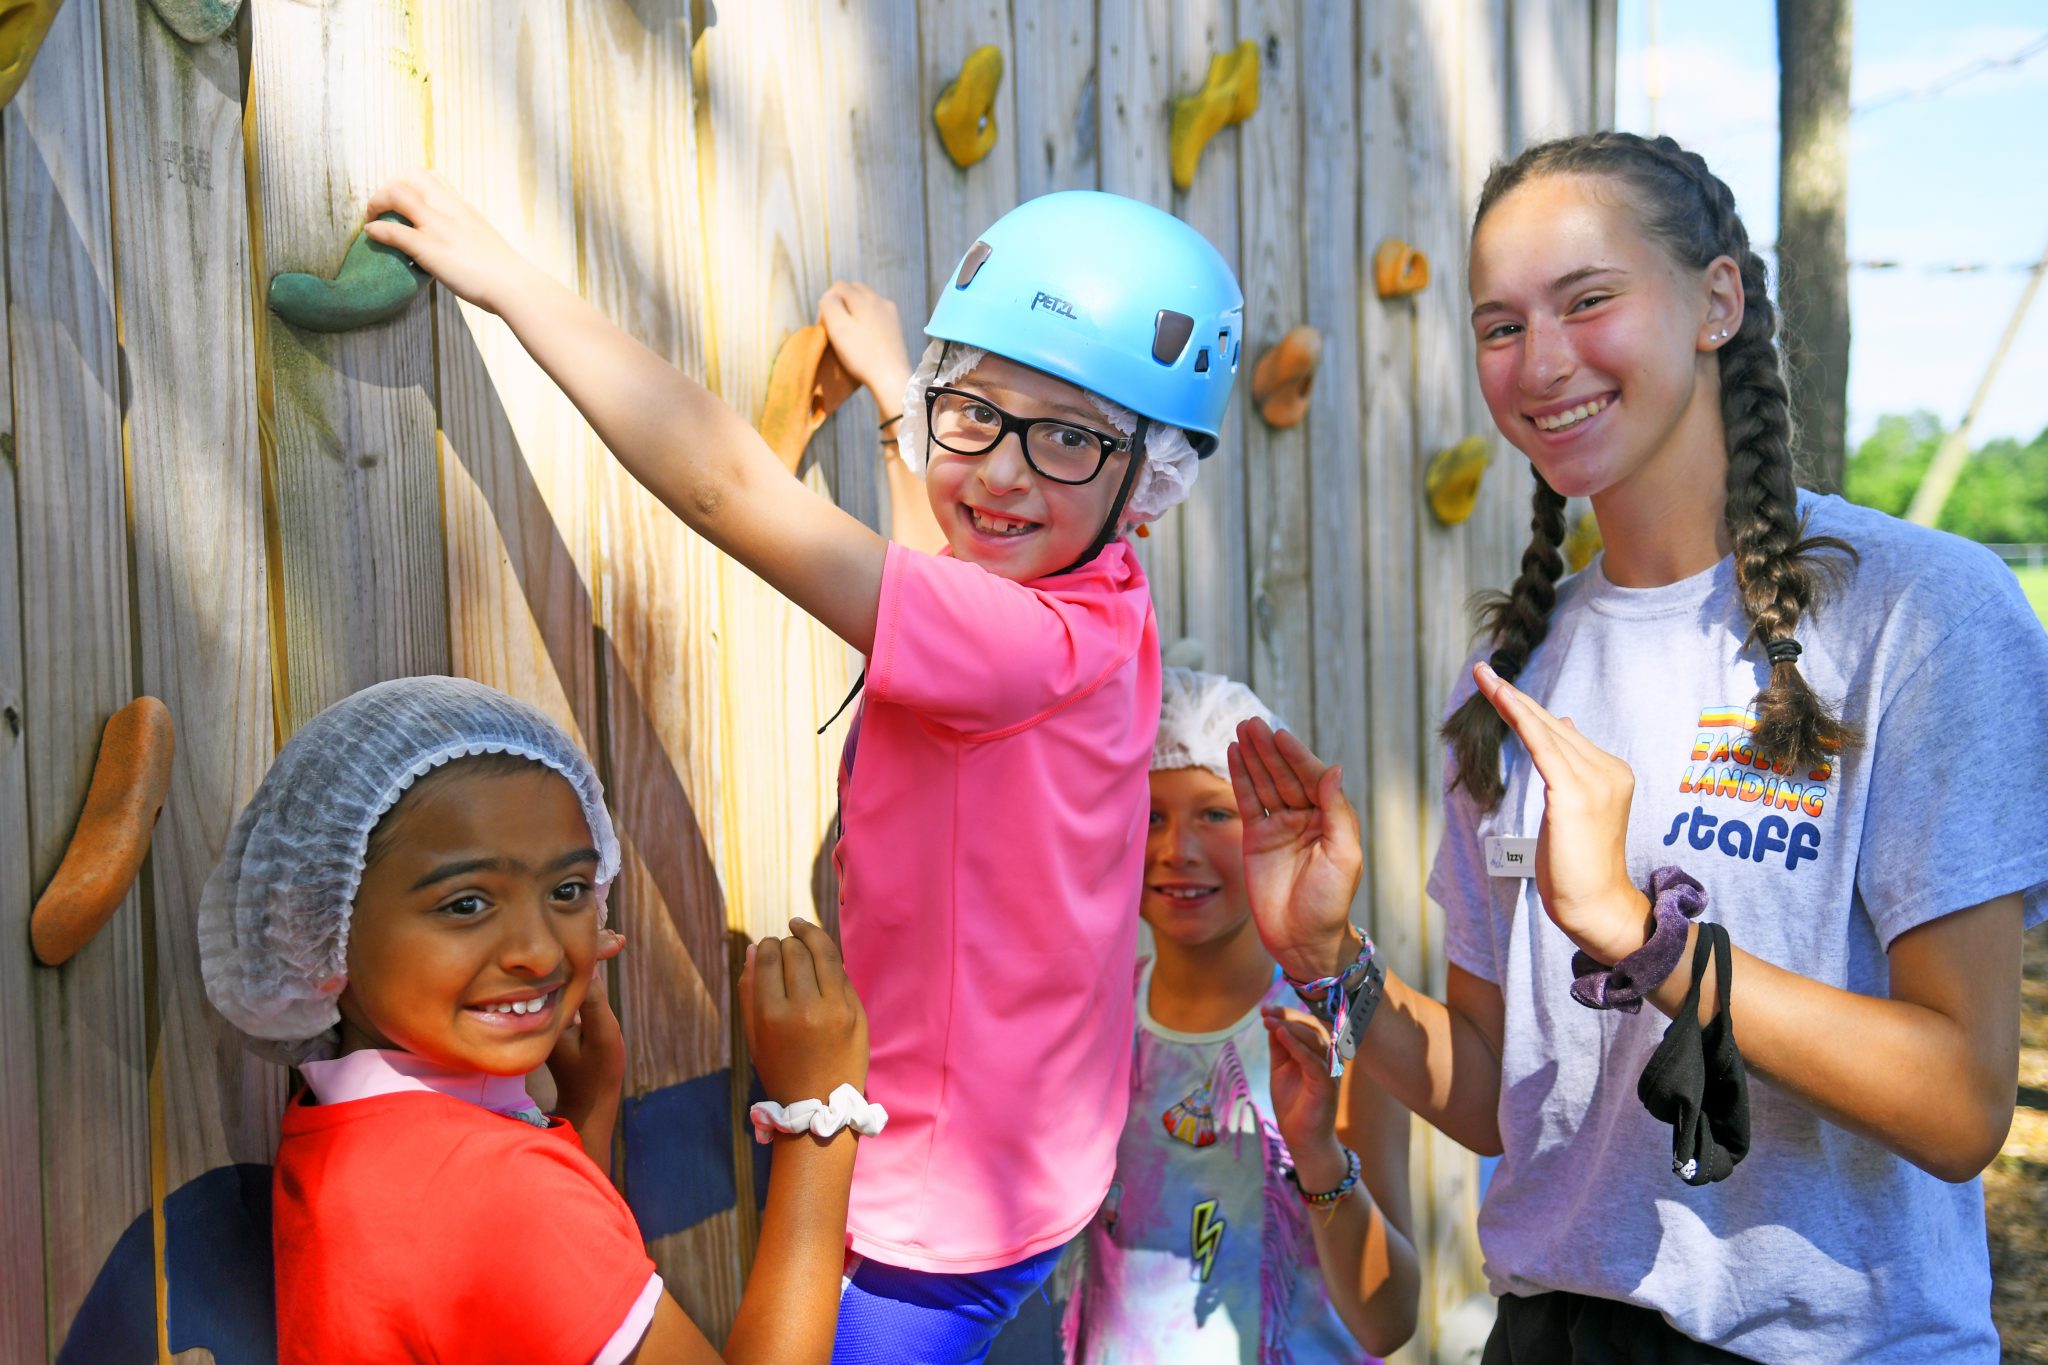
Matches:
[721,1131,859,1365]
[1288,1136,1420,1356]
[494,266,776,535]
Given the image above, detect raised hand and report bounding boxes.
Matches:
[816,281,913,404]
[363,168,539,316]
[1471,660,1651,965]
[741,918,870,1106]
[1229,718,1362,981]
[1263,1004,1340,1159]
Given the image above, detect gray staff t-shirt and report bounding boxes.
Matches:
[1431,493,2048,1364]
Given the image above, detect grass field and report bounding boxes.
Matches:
[2016,564,2048,628]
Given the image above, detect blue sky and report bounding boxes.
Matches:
[1613,0,2048,444]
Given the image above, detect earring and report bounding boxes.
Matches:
[1712,329,1730,341]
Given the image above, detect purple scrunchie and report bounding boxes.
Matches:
[1570,867,1708,1012]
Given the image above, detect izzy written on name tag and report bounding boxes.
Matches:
[1485,837,1538,878]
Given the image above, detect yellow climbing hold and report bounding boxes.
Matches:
[0,0,65,110]
[934,45,1003,169]
[1170,39,1259,192]
[1425,436,1492,526]
[1563,509,1603,573]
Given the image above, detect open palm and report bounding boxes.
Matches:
[1229,719,1363,982]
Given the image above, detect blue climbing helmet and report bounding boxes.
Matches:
[924,191,1244,456]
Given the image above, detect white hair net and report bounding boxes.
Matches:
[1153,666,1279,781]
[897,339,1201,526]
[198,675,621,1066]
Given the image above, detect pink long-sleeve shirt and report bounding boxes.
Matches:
[836,539,1160,1273]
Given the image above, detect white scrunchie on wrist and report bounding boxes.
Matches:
[749,1083,889,1145]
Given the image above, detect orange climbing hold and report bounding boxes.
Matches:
[30,697,176,967]
[1425,435,1492,526]
[1250,326,1323,429]
[758,325,859,474]
[934,45,1004,169]
[1170,40,1260,192]
[1373,239,1430,299]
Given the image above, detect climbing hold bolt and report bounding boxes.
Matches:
[1170,39,1259,192]
[267,213,428,334]
[1425,435,1492,526]
[933,45,1003,169]
[1250,326,1323,430]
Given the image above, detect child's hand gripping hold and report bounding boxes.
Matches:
[741,918,874,1140]
[362,169,535,315]
[548,927,628,1172]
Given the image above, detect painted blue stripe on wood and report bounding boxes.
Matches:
[623,1069,740,1239]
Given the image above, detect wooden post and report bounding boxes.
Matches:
[1776,0,1853,491]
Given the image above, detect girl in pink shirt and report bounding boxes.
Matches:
[365,179,1245,1361]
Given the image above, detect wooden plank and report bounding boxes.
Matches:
[918,0,1020,306]
[1011,0,1098,201]
[250,0,448,732]
[100,4,283,1360]
[6,0,151,1347]
[1591,0,1619,130]
[1171,2,1250,684]
[1506,0,1593,146]
[815,0,926,540]
[1301,0,1372,951]
[0,98,47,1365]
[699,0,849,945]
[422,0,599,748]
[565,0,741,1337]
[1235,0,1312,735]
[1096,0,1183,644]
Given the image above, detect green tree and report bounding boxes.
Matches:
[1844,412,2048,543]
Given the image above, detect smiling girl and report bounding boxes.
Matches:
[362,178,1244,1361]
[200,676,874,1363]
[1229,132,2048,1363]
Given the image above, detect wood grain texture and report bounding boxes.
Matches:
[101,5,283,1361]
[1236,0,1312,737]
[0,80,47,1365]
[565,0,740,1335]
[6,0,151,1345]
[1095,0,1182,643]
[918,0,1021,306]
[250,0,448,732]
[423,0,599,749]
[1170,0,1250,684]
[1011,0,1098,201]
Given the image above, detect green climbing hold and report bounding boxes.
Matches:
[145,0,242,43]
[267,213,428,334]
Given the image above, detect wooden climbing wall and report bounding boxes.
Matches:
[0,1,1610,1360]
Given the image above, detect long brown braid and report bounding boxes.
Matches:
[1444,132,1859,809]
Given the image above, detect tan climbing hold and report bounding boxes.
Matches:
[1563,509,1603,573]
[1170,39,1259,192]
[1373,239,1430,299]
[1250,326,1323,429]
[0,0,65,110]
[934,45,1003,169]
[30,697,176,967]
[758,325,859,474]
[1425,436,1492,526]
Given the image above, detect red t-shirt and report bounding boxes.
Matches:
[274,1088,654,1364]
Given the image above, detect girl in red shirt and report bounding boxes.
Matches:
[200,675,878,1363]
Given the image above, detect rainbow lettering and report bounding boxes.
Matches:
[1679,706,1836,813]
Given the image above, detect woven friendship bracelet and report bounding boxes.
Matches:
[1286,927,1383,1076]
[1570,867,1707,1013]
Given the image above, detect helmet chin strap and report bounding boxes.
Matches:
[1050,421,1148,577]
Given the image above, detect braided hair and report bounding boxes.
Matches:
[1444,132,1859,809]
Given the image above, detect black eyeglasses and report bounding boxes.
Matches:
[923,385,1132,486]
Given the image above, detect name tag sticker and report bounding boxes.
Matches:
[1485,837,1538,879]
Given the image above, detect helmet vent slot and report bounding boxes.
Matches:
[1194,347,1211,373]
[955,240,993,289]
[1152,309,1195,365]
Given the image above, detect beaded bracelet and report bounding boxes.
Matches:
[1283,1146,1361,1209]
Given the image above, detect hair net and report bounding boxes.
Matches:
[897,339,1201,526]
[1153,665,1279,781]
[198,675,621,1066]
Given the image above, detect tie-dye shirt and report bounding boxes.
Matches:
[1063,961,1371,1365]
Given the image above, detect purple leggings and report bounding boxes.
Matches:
[831,1243,1066,1365]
